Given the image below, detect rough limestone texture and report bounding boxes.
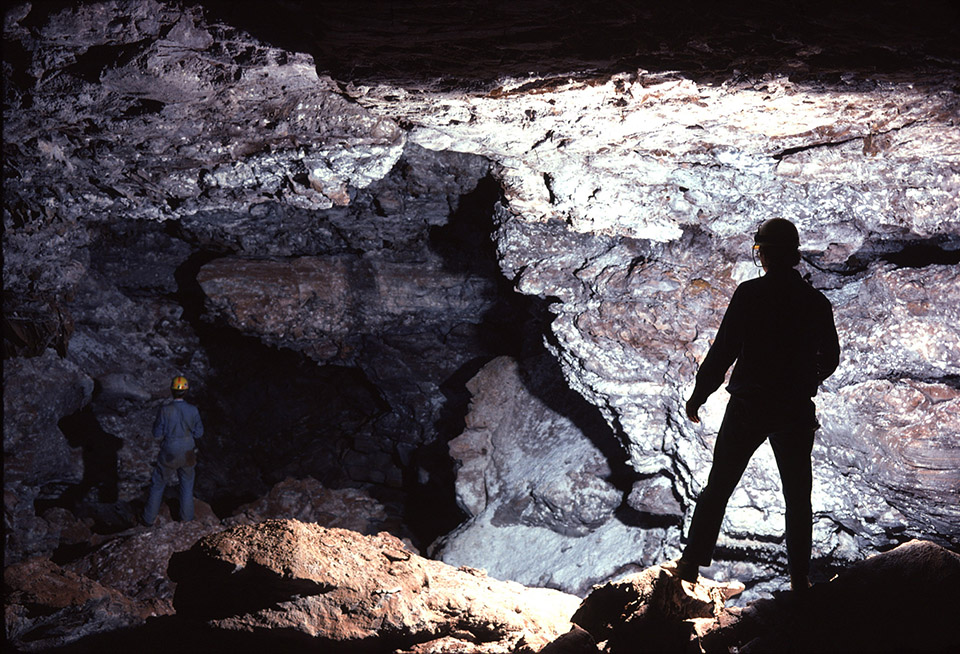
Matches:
[3,0,960,626]
[2,0,497,567]
[223,476,392,537]
[348,31,960,586]
[3,350,93,489]
[170,519,581,653]
[437,355,678,596]
[571,562,743,654]
[4,557,158,652]
[64,500,222,609]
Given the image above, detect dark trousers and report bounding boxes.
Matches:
[682,398,816,580]
[142,448,197,524]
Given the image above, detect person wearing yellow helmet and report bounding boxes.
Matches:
[673,218,840,595]
[171,375,189,394]
[141,375,204,525]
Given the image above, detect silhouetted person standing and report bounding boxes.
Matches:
[675,218,840,593]
[142,375,203,525]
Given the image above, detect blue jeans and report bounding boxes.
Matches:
[682,397,816,580]
[142,453,196,523]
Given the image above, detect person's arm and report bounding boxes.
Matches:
[686,288,744,422]
[816,300,840,385]
[190,406,204,440]
[153,405,166,440]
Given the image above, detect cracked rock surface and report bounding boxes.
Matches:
[169,519,580,653]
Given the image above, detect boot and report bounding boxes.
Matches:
[673,558,699,583]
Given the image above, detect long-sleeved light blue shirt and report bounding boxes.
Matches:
[153,398,203,455]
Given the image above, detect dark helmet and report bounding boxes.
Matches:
[753,218,801,268]
[754,218,800,249]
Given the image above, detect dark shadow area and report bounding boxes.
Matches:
[614,504,684,530]
[47,406,121,507]
[196,0,960,88]
[881,239,960,268]
[31,407,139,553]
[804,234,960,276]
[30,614,332,654]
[167,249,392,519]
[34,613,488,654]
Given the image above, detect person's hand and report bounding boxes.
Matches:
[685,399,701,424]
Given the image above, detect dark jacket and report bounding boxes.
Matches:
[689,267,840,423]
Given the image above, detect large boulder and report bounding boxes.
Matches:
[224,476,393,537]
[169,519,581,653]
[571,562,743,654]
[436,355,678,596]
[704,540,960,653]
[65,501,222,608]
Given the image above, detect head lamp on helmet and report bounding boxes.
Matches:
[171,376,189,392]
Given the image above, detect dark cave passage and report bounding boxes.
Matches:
[133,167,643,551]
[169,248,396,519]
[880,238,960,268]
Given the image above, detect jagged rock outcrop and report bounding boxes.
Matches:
[169,519,580,653]
[2,0,500,566]
[570,562,743,653]
[436,355,677,596]
[346,19,960,590]
[64,501,221,608]
[4,499,224,652]
[3,480,409,653]
[196,247,500,489]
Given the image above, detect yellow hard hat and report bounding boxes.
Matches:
[171,375,189,391]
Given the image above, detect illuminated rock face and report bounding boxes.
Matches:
[168,519,580,652]
[3,0,959,614]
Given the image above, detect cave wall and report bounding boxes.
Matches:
[3,0,959,604]
[2,1,508,561]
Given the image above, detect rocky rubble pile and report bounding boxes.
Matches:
[2,481,390,652]
[7,517,956,653]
